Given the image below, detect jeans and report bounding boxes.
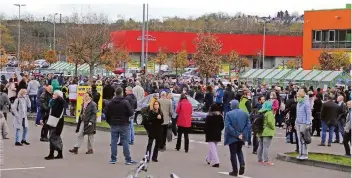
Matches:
[297,124,308,157]
[35,107,42,125]
[15,127,28,143]
[229,142,245,173]
[343,130,351,155]
[247,123,252,145]
[252,134,259,153]
[129,117,134,144]
[223,104,231,117]
[176,126,190,151]
[207,142,220,164]
[171,118,177,136]
[335,119,345,142]
[321,120,335,144]
[257,136,272,162]
[29,95,37,113]
[110,125,131,162]
[146,136,160,160]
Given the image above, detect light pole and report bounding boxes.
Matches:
[14,4,26,61]
[262,21,266,69]
[53,13,58,51]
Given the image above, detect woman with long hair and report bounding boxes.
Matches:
[12,89,31,146]
[44,90,65,160]
[6,78,17,103]
[203,86,214,112]
[69,91,97,154]
[204,104,224,168]
[175,94,192,153]
[145,100,164,162]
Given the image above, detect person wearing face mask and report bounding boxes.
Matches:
[343,101,351,157]
[69,92,97,155]
[12,89,31,146]
[295,89,312,160]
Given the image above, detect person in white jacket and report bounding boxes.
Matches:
[27,76,40,113]
[132,81,145,101]
[6,78,17,103]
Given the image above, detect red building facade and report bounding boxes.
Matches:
[111,30,303,68]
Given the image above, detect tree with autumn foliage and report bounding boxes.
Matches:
[62,12,116,79]
[153,47,168,73]
[44,50,58,64]
[193,33,222,81]
[107,46,130,76]
[319,51,350,71]
[172,49,189,76]
[225,50,249,72]
[0,46,8,69]
[286,60,297,69]
[67,56,84,77]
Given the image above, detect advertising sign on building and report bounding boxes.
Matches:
[76,86,103,122]
[128,61,140,69]
[146,62,155,74]
[219,63,230,76]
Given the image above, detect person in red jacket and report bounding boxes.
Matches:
[175,93,193,153]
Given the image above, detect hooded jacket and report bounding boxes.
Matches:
[258,101,275,137]
[105,96,134,126]
[125,93,137,110]
[223,87,235,105]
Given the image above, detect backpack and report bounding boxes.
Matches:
[251,111,267,134]
[141,106,150,126]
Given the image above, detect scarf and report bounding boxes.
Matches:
[297,97,304,103]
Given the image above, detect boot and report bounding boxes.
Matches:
[45,150,55,160]
[69,147,78,154]
[55,151,63,159]
[85,149,93,154]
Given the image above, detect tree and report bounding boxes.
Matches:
[44,50,58,64]
[318,51,350,71]
[0,23,15,52]
[171,49,189,76]
[62,12,115,79]
[152,47,168,73]
[106,46,130,76]
[225,50,249,72]
[286,59,297,69]
[19,45,34,67]
[0,46,8,69]
[193,33,222,82]
[67,56,84,77]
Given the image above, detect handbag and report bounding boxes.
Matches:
[47,109,64,127]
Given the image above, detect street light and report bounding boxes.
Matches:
[53,13,58,51]
[262,18,271,69]
[13,4,26,61]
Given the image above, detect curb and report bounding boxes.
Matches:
[276,153,351,172]
[27,116,148,135]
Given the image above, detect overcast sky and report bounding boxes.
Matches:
[1,0,350,21]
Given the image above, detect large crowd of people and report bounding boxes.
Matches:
[0,72,350,177]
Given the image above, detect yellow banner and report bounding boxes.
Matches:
[128,61,140,69]
[219,63,230,76]
[147,62,155,74]
[75,86,103,122]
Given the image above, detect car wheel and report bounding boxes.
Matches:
[135,112,143,125]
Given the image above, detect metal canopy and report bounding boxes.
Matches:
[302,70,321,81]
[264,69,283,79]
[273,69,292,79]
[322,71,342,82]
[285,69,303,80]
[312,71,332,81]
[257,69,274,79]
[241,69,257,78]
[248,69,265,79]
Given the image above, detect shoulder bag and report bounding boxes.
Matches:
[47,109,64,127]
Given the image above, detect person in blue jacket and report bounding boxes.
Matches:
[215,83,224,111]
[224,100,250,177]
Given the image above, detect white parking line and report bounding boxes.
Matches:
[1,167,45,171]
[218,172,252,178]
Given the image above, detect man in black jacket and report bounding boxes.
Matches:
[334,95,347,143]
[319,95,338,147]
[223,84,235,116]
[106,87,137,165]
[125,86,137,145]
[40,85,53,142]
[103,80,114,100]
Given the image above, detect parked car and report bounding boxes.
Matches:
[7,59,19,67]
[113,68,125,75]
[134,93,208,130]
[34,59,49,68]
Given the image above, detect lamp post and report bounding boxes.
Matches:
[13,4,26,61]
[53,13,58,51]
[262,21,266,69]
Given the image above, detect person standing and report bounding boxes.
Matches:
[295,89,312,160]
[215,83,224,111]
[51,75,61,92]
[44,90,65,160]
[68,79,78,116]
[103,80,115,100]
[205,104,224,168]
[312,95,322,137]
[343,101,351,157]
[40,85,53,142]
[168,93,178,137]
[175,94,192,153]
[0,112,8,167]
[334,96,347,143]
[252,95,265,154]
[224,100,249,177]
[158,91,172,151]
[6,78,17,103]
[27,76,40,113]
[223,84,235,116]
[12,89,31,146]
[257,101,275,165]
[319,95,338,147]
[132,81,145,101]
[125,86,137,145]
[0,85,11,122]
[145,100,164,162]
[69,92,97,155]
[203,86,214,112]
[105,88,137,165]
